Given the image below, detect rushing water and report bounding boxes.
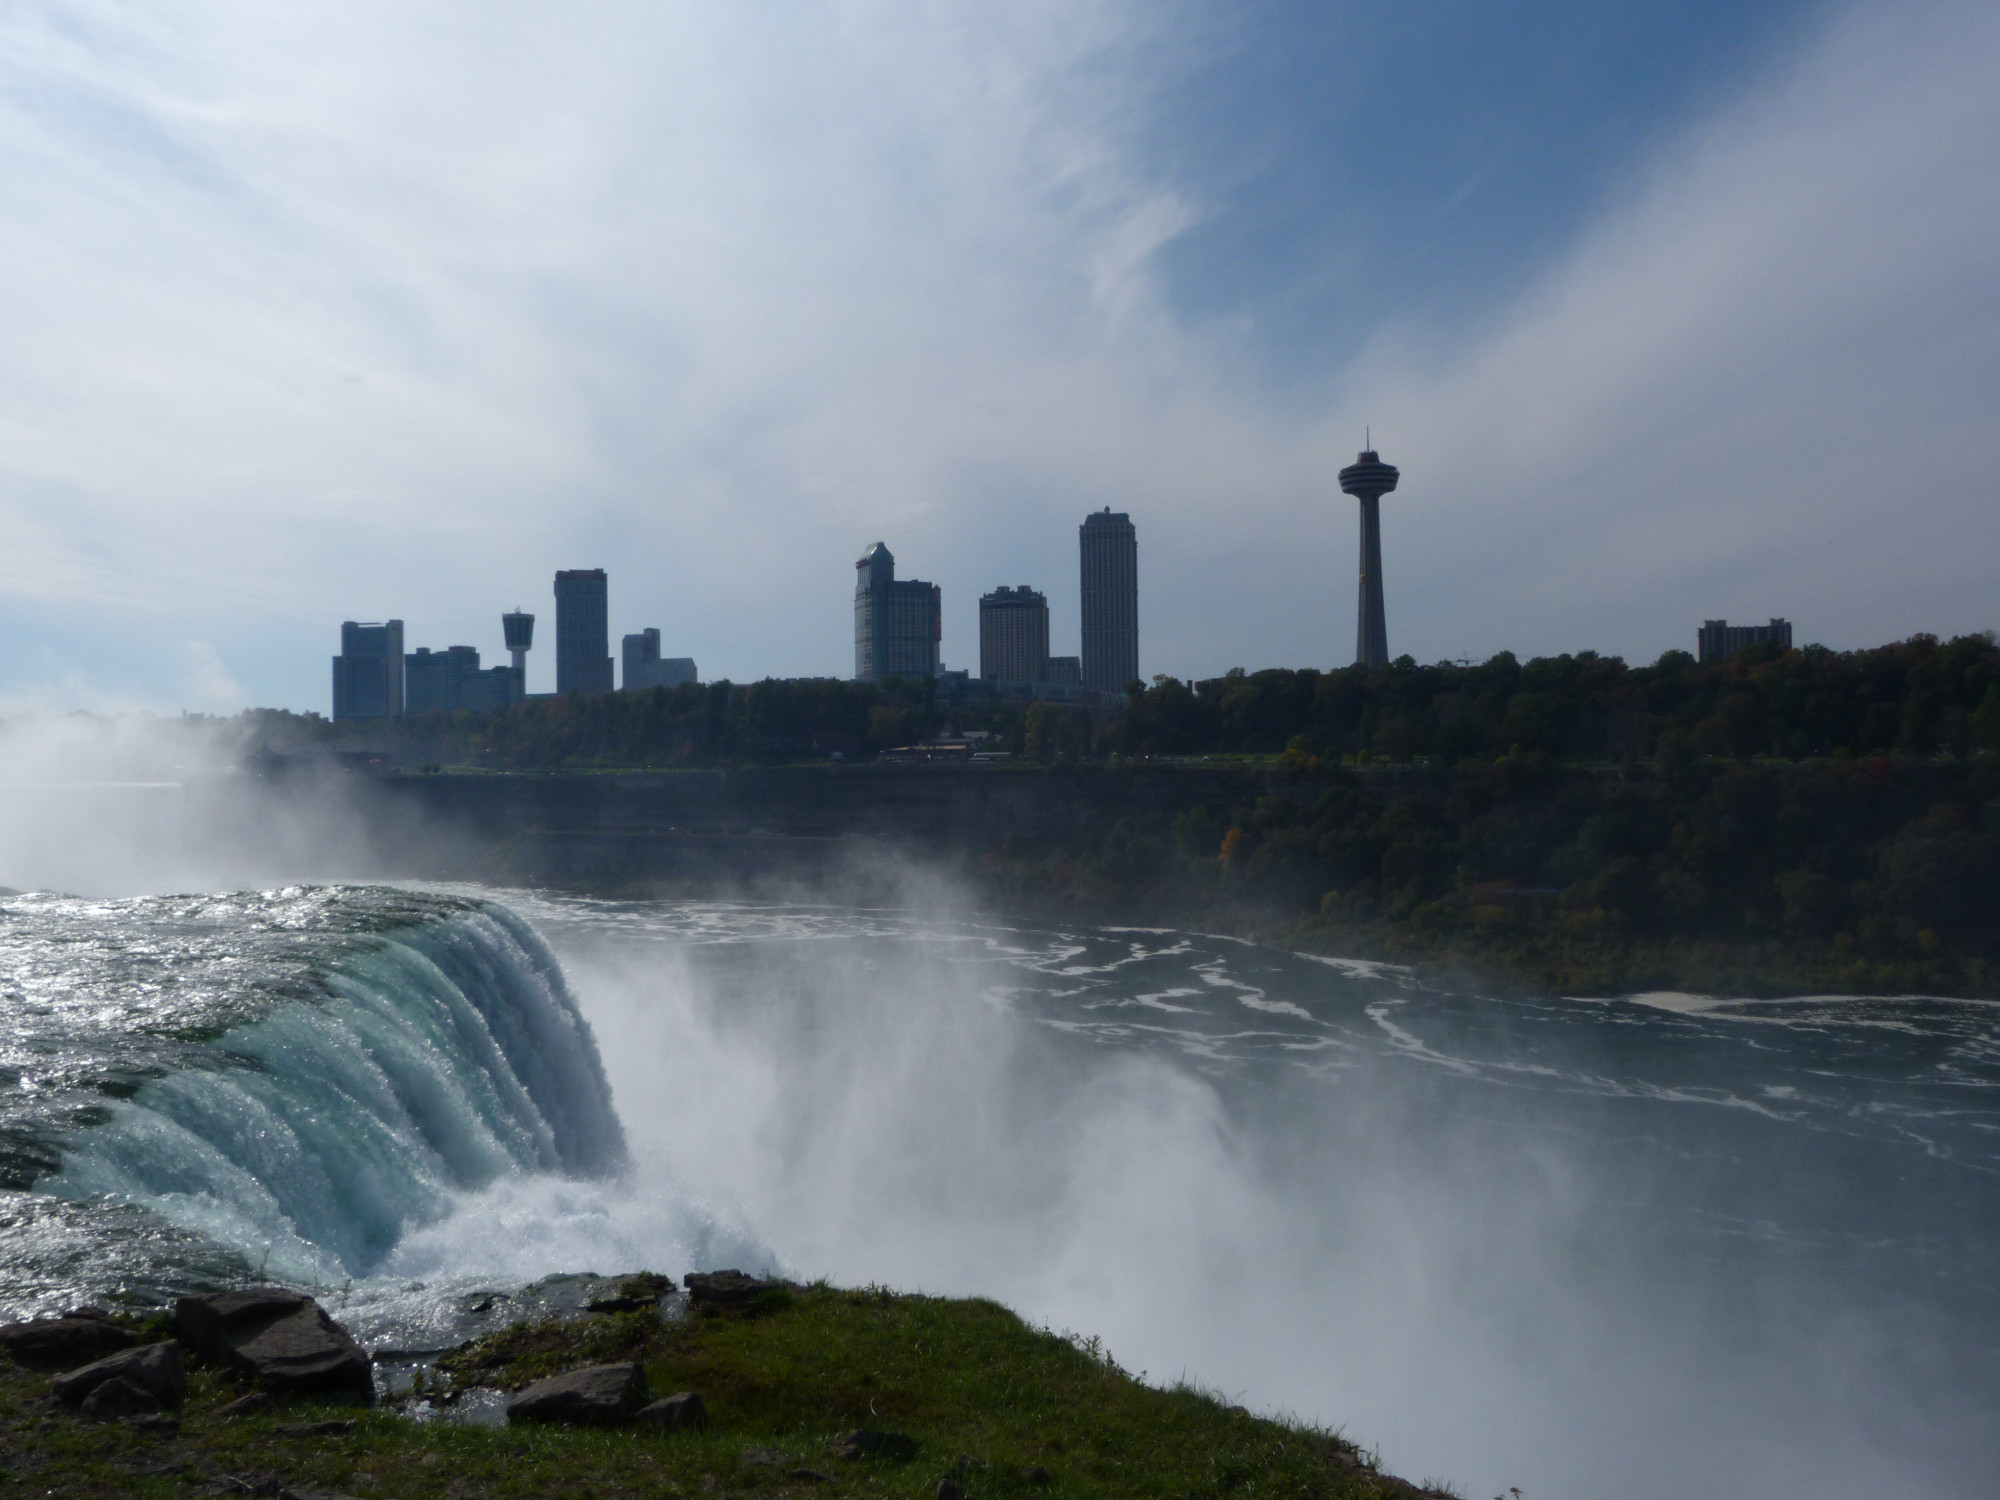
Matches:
[2,883,1996,1499]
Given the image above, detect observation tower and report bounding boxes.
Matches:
[502,609,534,694]
[1338,444,1400,670]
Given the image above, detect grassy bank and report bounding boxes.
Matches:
[0,1281,1454,1499]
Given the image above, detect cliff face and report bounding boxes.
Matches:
[354,765,1301,890]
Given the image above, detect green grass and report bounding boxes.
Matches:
[0,1284,1442,1499]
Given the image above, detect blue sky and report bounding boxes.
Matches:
[0,0,1994,711]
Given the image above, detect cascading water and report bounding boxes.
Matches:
[4,879,1997,1499]
[0,887,633,1311]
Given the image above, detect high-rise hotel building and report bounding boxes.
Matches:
[1079,509,1138,691]
[854,542,940,680]
[331,619,404,721]
[979,586,1050,682]
[554,569,614,694]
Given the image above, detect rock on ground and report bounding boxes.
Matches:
[505,1362,650,1425]
[54,1341,186,1411]
[80,1375,166,1420]
[682,1270,785,1306]
[0,1311,136,1372]
[173,1287,373,1405]
[834,1429,918,1461]
[637,1391,706,1431]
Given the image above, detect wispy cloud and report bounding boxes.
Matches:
[0,0,1993,708]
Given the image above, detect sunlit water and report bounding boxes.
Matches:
[2,883,1995,1499]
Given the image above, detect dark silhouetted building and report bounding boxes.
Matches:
[407,644,521,714]
[624,627,697,690]
[1079,509,1137,691]
[622,628,659,690]
[1338,447,1400,670]
[1046,655,1081,686]
[332,620,404,721]
[502,610,534,697]
[405,644,479,715]
[1698,618,1793,663]
[980,586,1050,682]
[554,569,613,694]
[854,542,940,681]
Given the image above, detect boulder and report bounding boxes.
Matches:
[834,1429,918,1462]
[505,1362,649,1426]
[80,1374,164,1421]
[637,1391,706,1431]
[0,1312,136,1371]
[54,1341,186,1411]
[173,1288,373,1405]
[683,1269,784,1306]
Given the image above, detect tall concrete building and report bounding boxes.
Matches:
[331,619,404,721]
[502,610,534,697]
[1697,618,1793,663]
[854,542,940,681]
[1338,447,1400,670]
[1079,509,1138,691]
[554,569,613,694]
[980,586,1050,682]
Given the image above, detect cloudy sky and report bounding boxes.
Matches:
[2,0,1996,711]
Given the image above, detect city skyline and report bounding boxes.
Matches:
[2,4,1996,714]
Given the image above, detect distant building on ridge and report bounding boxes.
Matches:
[554,569,613,694]
[405,645,479,715]
[623,627,697,691]
[1697,618,1794,663]
[332,620,404,721]
[854,542,940,681]
[1079,509,1137,691]
[406,643,520,714]
[1045,655,1081,686]
[980,586,1050,682]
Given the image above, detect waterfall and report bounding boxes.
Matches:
[41,900,627,1283]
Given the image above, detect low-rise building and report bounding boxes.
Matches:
[1697,618,1793,663]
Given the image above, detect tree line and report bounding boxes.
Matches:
[252,633,2000,993]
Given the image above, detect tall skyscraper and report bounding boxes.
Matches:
[554,569,613,694]
[1697,618,1793,663]
[1079,509,1137,691]
[331,619,404,721]
[1338,447,1400,670]
[980,586,1050,682]
[502,610,534,697]
[853,542,941,681]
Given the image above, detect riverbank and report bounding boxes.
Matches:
[0,1278,1454,1499]
[263,755,2000,1000]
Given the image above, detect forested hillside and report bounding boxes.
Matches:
[256,632,2000,994]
